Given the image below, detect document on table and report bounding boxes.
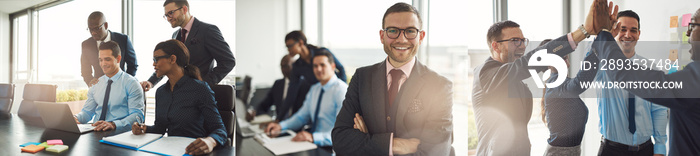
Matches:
[253,130,318,155]
[139,136,196,156]
[101,132,163,149]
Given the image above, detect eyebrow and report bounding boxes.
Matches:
[620,26,639,30]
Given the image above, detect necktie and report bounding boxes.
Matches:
[628,92,636,134]
[388,69,404,106]
[179,29,188,43]
[99,80,113,121]
[310,89,324,133]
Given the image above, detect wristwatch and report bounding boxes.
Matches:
[579,25,591,38]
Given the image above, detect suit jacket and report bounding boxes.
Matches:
[255,79,304,121]
[81,31,137,85]
[592,31,700,155]
[472,34,575,155]
[148,18,236,85]
[332,60,454,156]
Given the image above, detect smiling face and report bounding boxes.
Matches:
[615,16,641,55]
[495,27,526,62]
[163,2,187,28]
[99,49,120,77]
[380,12,425,66]
[312,56,335,84]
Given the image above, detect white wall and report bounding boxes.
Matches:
[0,12,9,83]
[236,0,300,88]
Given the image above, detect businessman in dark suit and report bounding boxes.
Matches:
[471,1,617,155]
[591,8,700,156]
[81,11,137,87]
[332,3,454,155]
[247,55,305,122]
[141,0,236,91]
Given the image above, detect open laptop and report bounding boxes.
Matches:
[35,101,95,133]
[235,99,265,137]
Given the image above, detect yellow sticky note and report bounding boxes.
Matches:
[671,16,679,28]
[683,34,689,44]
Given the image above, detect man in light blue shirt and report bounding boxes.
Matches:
[265,50,347,146]
[595,10,668,156]
[74,41,144,133]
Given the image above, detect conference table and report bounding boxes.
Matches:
[0,113,235,156]
[234,133,334,156]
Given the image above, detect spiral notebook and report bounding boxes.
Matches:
[100,131,195,156]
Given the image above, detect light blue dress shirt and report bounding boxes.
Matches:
[280,76,347,146]
[75,70,145,133]
[595,54,669,155]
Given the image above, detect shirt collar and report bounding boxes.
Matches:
[385,56,416,78]
[182,17,195,32]
[320,75,339,90]
[103,70,123,82]
[97,31,112,44]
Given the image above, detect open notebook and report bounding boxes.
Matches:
[253,130,318,155]
[100,131,195,156]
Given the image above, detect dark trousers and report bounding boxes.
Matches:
[598,138,654,156]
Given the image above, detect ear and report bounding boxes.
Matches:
[116,55,121,63]
[380,29,385,44]
[298,40,305,47]
[170,55,177,65]
[183,5,189,15]
[104,22,109,30]
[418,30,426,43]
[491,41,501,54]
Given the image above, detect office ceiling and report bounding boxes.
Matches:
[0,0,55,14]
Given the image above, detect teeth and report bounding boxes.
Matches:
[394,47,408,50]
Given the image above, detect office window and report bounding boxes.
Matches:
[13,14,29,82]
[36,0,122,90]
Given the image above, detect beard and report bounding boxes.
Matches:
[384,43,417,64]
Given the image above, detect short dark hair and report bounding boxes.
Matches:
[99,41,121,58]
[163,0,189,8]
[313,49,335,65]
[486,20,520,50]
[382,2,423,29]
[617,10,640,29]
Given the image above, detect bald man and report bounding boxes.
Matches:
[81,11,138,87]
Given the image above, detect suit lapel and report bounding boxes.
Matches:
[185,18,201,46]
[371,61,388,132]
[394,61,426,132]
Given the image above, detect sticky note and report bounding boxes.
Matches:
[670,49,679,61]
[46,145,69,153]
[671,32,679,42]
[671,16,679,28]
[47,139,63,145]
[19,142,41,147]
[682,13,692,27]
[21,145,45,153]
[38,142,53,148]
[683,34,689,44]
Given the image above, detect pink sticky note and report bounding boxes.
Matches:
[682,13,692,27]
[46,140,63,145]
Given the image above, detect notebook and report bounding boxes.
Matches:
[100,131,196,156]
[253,130,318,155]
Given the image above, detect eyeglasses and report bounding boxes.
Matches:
[86,23,105,32]
[383,27,420,39]
[688,23,699,44]
[286,40,299,49]
[496,38,529,47]
[153,55,172,63]
[163,7,183,19]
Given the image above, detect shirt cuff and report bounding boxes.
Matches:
[567,32,578,50]
[389,133,393,156]
[653,142,666,155]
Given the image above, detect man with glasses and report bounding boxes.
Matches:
[591,8,700,155]
[593,10,669,156]
[471,0,618,154]
[141,0,235,91]
[82,11,137,87]
[332,2,454,155]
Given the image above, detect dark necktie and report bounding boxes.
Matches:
[179,29,188,43]
[99,80,113,121]
[628,92,636,134]
[388,69,404,106]
[310,89,324,133]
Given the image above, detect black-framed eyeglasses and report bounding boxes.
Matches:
[163,7,183,19]
[86,23,105,32]
[383,27,420,39]
[286,40,299,49]
[496,38,529,47]
[153,55,172,63]
[688,23,700,33]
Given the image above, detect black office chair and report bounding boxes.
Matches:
[212,84,235,146]
[236,76,252,105]
[0,83,15,114]
[17,84,57,118]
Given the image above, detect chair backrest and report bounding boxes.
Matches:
[18,84,57,118]
[211,84,234,146]
[0,83,15,113]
